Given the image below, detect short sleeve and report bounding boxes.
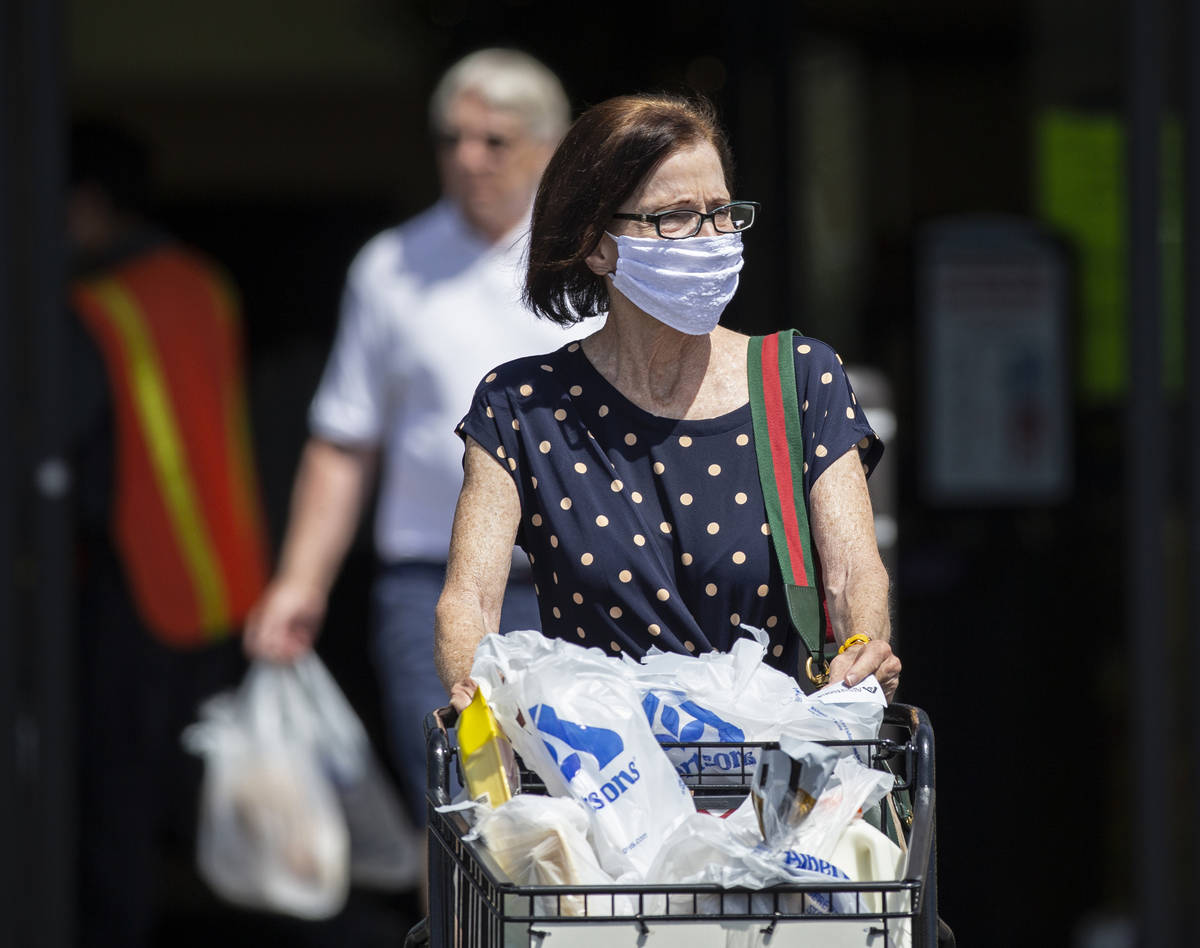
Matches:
[308,279,397,445]
[457,368,524,488]
[794,337,884,495]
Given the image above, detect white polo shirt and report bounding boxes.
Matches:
[309,199,584,563]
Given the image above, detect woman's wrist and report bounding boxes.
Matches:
[837,633,871,655]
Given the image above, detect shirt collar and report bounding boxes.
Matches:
[442,198,532,255]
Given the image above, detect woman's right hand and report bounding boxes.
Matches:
[449,677,479,713]
[242,576,326,663]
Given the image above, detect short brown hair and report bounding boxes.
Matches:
[524,94,734,325]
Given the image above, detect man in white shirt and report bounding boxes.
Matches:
[244,49,578,822]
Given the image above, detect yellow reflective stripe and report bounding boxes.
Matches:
[90,280,230,634]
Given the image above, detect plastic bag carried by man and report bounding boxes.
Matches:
[183,654,421,918]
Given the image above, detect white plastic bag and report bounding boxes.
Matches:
[471,631,695,880]
[646,811,861,916]
[183,655,420,918]
[775,744,894,858]
[284,657,422,891]
[629,632,888,772]
[646,738,897,920]
[182,664,349,918]
[455,795,616,916]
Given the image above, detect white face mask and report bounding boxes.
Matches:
[606,232,744,335]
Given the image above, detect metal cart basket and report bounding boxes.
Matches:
[411,701,939,947]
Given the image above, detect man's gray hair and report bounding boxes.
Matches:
[430,48,570,144]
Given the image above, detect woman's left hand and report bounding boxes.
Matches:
[827,638,901,702]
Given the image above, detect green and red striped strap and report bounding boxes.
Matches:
[747,329,827,677]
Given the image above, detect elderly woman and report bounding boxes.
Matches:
[435,94,899,707]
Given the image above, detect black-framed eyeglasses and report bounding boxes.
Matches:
[611,201,760,239]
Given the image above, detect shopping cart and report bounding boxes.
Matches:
[407,701,940,947]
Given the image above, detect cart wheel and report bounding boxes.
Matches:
[937,916,956,947]
[403,917,430,948]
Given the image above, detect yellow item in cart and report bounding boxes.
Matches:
[458,688,518,807]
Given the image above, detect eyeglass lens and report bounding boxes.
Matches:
[658,203,756,238]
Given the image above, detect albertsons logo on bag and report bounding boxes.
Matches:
[527,700,693,878]
[641,691,757,778]
[531,704,640,809]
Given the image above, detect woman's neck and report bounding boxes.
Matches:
[582,305,747,419]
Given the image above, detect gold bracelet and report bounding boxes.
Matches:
[837,633,871,655]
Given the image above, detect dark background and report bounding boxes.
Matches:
[2,0,1195,945]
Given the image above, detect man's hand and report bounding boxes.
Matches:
[243,576,326,663]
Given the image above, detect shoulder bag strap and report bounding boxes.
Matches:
[747,329,830,685]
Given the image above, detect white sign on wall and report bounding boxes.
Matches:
[919,217,1071,504]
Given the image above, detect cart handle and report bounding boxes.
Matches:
[424,706,457,808]
[888,702,939,948]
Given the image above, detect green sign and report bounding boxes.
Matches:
[1035,110,1183,401]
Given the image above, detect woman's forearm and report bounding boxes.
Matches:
[434,590,495,692]
[823,550,891,647]
[434,437,523,694]
[810,448,891,645]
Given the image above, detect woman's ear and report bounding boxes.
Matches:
[585,232,618,277]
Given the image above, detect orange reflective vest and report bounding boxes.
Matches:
[72,244,270,648]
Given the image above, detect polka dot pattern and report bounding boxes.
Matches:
[459,336,882,675]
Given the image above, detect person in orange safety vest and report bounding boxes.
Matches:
[67,119,270,948]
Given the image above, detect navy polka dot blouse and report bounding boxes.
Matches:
[457,335,883,678]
